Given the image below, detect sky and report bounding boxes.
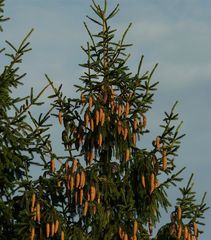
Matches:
[1,0,211,238]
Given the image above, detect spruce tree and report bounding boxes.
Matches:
[0,1,209,240]
[0,0,54,239]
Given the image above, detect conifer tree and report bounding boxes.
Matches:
[0,0,54,239]
[0,1,209,240]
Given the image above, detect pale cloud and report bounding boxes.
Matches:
[132,20,171,41]
[156,62,211,87]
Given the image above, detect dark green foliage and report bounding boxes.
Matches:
[0,7,54,238]
[0,1,208,240]
[0,0,9,32]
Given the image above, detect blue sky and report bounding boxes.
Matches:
[1,0,211,238]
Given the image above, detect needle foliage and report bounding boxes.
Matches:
[0,1,208,239]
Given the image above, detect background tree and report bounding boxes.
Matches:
[0,0,54,238]
[0,1,209,240]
